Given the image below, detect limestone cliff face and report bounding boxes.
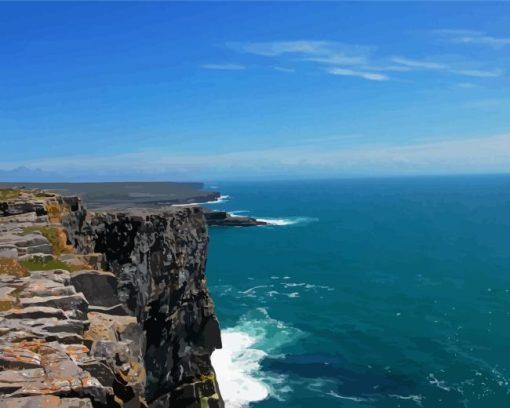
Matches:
[0,190,224,408]
[65,206,223,407]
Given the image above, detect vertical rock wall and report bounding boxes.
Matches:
[64,205,223,407]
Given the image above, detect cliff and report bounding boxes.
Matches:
[0,189,224,407]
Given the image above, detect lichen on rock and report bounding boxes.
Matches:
[0,188,224,407]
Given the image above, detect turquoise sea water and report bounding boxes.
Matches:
[204,176,510,408]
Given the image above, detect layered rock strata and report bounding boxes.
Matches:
[0,189,224,407]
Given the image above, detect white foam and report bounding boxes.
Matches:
[389,394,424,406]
[257,216,318,226]
[212,331,269,408]
[229,210,250,218]
[328,391,371,402]
[208,194,230,204]
[172,195,230,207]
[212,308,302,407]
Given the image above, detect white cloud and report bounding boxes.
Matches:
[390,56,502,78]
[434,29,510,48]
[223,39,503,82]
[391,57,448,70]
[201,63,246,70]
[451,68,501,78]
[327,67,389,81]
[228,40,371,66]
[5,134,510,178]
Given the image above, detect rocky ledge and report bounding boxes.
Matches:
[0,189,224,407]
[203,210,267,227]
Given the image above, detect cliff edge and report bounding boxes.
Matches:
[0,189,224,407]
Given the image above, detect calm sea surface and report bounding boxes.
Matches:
[205,176,510,408]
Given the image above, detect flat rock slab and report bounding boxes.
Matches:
[0,346,42,369]
[1,306,68,320]
[20,293,88,320]
[19,280,76,298]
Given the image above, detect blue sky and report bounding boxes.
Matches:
[1,2,510,181]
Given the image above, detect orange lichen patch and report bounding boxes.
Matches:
[44,199,71,224]
[56,228,74,254]
[0,300,13,311]
[0,257,29,277]
[40,395,61,407]
[12,340,44,353]
[1,345,42,368]
[62,344,90,362]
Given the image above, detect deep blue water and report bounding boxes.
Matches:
[204,176,510,408]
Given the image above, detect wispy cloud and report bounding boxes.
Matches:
[228,40,370,61]
[451,68,501,78]
[201,63,246,70]
[221,39,503,82]
[434,29,510,48]
[5,134,510,178]
[327,67,389,81]
[389,56,502,78]
[227,40,384,80]
[229,40,372,69]
[391,57,447,70]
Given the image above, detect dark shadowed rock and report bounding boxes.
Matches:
[70,270,120,308]
[203,209,268,227]
[1,189,224,407]
[1,306,68,320]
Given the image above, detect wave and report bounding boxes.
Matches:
[172,195,230,207]
[256,216,318,226]
[207,194,230,204]
[229,210,250,218]
[212,308,302,407]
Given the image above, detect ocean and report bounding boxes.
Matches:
[204,176,510,408]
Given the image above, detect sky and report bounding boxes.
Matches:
[1,1,510,181]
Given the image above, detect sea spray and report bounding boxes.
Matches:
[212,308,302,407]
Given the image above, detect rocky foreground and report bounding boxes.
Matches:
[0,189,223,407]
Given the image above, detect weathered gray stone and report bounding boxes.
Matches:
[20,293,88,320]
[1,189,224,407]
[0,244,18,258]
[0,396,94,408]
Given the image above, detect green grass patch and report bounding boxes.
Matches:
[19,258,82,272]
[0,189,21,200]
